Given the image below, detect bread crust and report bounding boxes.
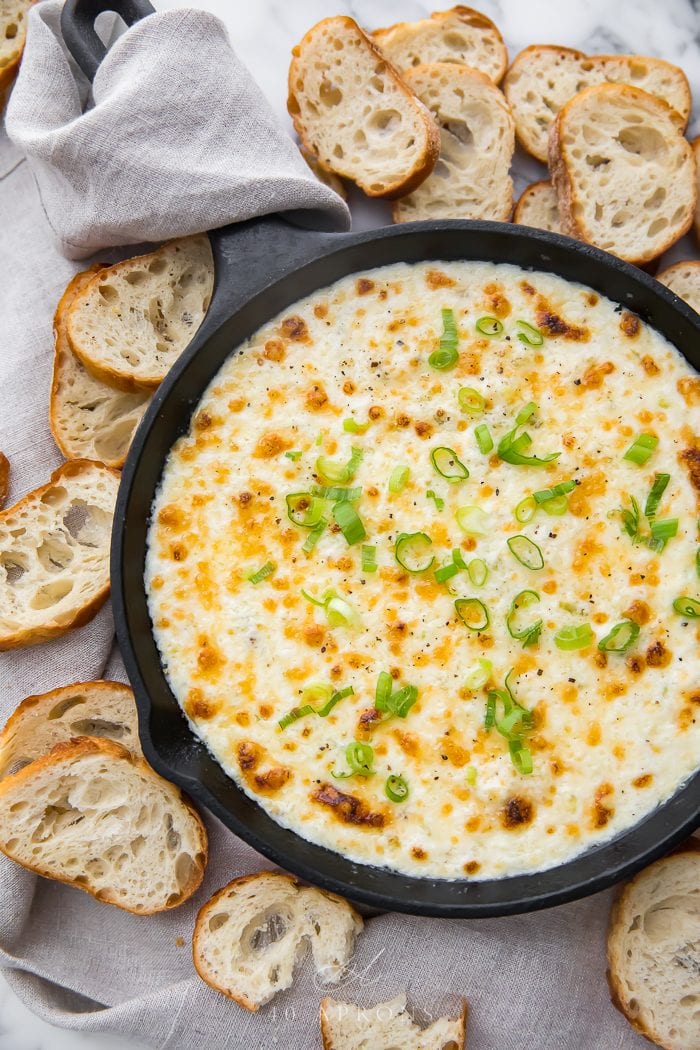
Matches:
[606,842,700,1049]
[319,995,468,1049]
[0,459,120,650]
[0,452,9,510]
[373,5,507,83]
[549,83,696,265]
[287,16,440,200]
[0,736,208,913]
[0,1,35,110]
[693,137,700,243]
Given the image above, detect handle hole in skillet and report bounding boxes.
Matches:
[94,10,128,47]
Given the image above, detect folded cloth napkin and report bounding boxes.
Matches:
[0,4,649,1049]
[5,1,349,257]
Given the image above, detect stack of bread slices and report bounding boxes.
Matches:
[289,6,700,304]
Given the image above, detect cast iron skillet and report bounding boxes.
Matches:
[62,0,700,917]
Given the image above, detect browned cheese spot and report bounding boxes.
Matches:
[677,376,700,406]
[158,504,188,529]
[501,796,534,829]
[632,773,653,789]
[393,729,420,758]
[646,640,671,668]
[414,420,434,439]
[619,311,641,338]
[184,688,219,721]
[170,542,187,562]
[194,410,213,431]
[626,653,646,676]
[622,600,651,626]
[312,783,387,828]
[425,269,456,289]
[196,636,224,676]
[368,405,384,420]
[641,355,660,376]
[306,383,329,411]
[280,315,309,342]
[592,783,615,828]
[411,846,428,861]
[580,360,615,388]
[679,445,700,496]
[302,624,326,647]
[253,431,290,458]
[535,296,589,341]
[356,277,375,295]
[484,282,511,318]
[463,860,481,875]
[263,338,285,362]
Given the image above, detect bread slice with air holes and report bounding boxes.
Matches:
[0,0,33,108]
[0,680,140,779]
[514,181,564,235]
[320,993,468,1050]
[0,459,119,650]
[548,83,696,265]
[51,267,152,469]
[693,137,700,242]
[372,5,507,83]
[392,62,514,223]
[0,737,207,913]
[503,45,691,163]
[287,16,440,200]
[66,235,214,393]
[657,261,700,316]
[0,452,9,510]
[607,843,700,1050]
[193,870,363,1011]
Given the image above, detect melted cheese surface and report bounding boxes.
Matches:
[146,262,700,880]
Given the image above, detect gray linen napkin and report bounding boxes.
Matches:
[0,4,650,1048]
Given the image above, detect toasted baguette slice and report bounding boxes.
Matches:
[607,844,700,1050]
[393,63,514,223]
[0,737,207,913]
[66,235,214,392]
[549,83,696,265]
[193,871,363,1011]
[300,147,348,200]
[51,268,152,468]
[504,46,690,162]
[514,180,564,234]
[657,261,700,315]
[320,993,468,1050]
[0,460,119,650]
[693,137,700,241]
[373,6,507,83]
[0,681,140,779]
[0,452,8,510]
[0,0,33,107]
[288,16,440,200]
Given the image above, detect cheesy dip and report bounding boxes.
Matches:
[146,261,700,881]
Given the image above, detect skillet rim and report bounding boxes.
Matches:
[112,219,700,917]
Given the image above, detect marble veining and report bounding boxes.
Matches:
[1,0,698,1046]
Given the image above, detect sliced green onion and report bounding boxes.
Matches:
[435,561,460,584]
[474,424,493,454]
[343,417,370,434]
[375,671,393,709]
[385,774,409,803]
[332,741,375,779]
[426,489,445,512]
[375,672,419,719]
[464,658,492,690]
[310,484,361,501]
[484,670,534,775]
[429,308,459,370]
[644,473,670,519]
[467,558,488,587]
[325,595,362,629]
[455,597,490,632]
[509,740,533,774]
[533,480,576,503]
[431,446,469,482]
[361,544,377,573]
[554,624,594,650]
[279,684,353,729]
[302,518,327,554]
[506,589,543,648]
[540,494,568,516]
[507,534,544,570]
[514,495,537,524]
[458,386,486,415]
[456,504,489,536]
[516,320,544,347]
[301,588,328,608]
[498,404,560,467]
[394,531,434,574]
[466,765,477,785]
[452,547,468,571]
[316,446,363,484]
[598,620,640,653]
[672,596,700,618]
[247,561,276,584]
[624,432,658,466]
[648,517,678,551]
[332,501,366,545]
[475,316,503,336]
[286,492,325,527]
[285,450,302,461]
[620,494,641,539]
[388,465,410,494]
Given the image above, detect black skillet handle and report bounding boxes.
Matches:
[61,0,156,81]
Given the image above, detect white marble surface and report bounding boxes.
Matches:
[2,0,699,1046]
